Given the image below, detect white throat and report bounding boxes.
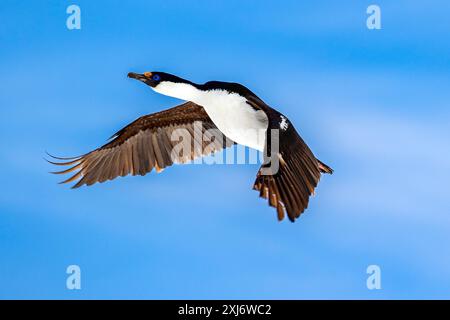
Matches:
[152,81,268,151]
[152,81,201,102]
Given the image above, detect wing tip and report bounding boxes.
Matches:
[45,151,82,161]
[317,159,333,174]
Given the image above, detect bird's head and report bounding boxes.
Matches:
[128,71,197,101]
[127,71,163,88]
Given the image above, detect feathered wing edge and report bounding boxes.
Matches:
[46,102,235,188]
[253,131,333,222]
[253,154,333,222]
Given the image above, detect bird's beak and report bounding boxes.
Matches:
[127,72,155,87]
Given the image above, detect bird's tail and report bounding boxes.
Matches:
[317,159,333,174]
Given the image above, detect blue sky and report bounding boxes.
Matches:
[1,0,450,299]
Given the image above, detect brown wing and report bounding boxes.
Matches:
[247,96,333,222]
[48,102,234,188]
[253,131,331,222]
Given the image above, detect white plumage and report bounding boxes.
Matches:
[153,81,268,151]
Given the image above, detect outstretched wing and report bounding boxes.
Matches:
[49,102,234,188]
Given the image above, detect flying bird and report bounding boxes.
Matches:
[49,71,333,222]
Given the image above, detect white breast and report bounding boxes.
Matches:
[153,82,268,151]
[194,90,268,151]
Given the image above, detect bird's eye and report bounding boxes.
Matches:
[152,74,161,81]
